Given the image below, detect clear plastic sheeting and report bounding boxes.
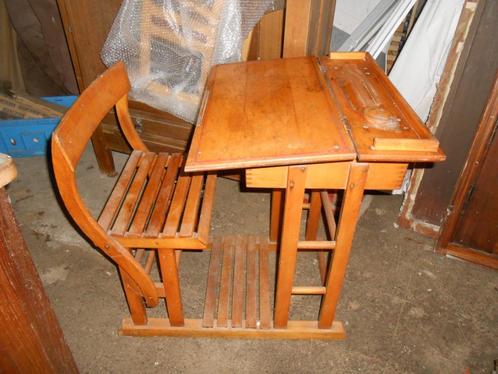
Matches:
[102,0,275,123]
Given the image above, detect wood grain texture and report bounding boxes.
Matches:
[437,73,498,264]
[274,166,307,328]
[319,163,368,328]
[320,53,445,163]
[0,188,78,374]
[406,0,497,227]
[120,318,345,340]
[185,57,356,172]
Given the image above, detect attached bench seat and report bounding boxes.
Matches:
[98,151,216,250]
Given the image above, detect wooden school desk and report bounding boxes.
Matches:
[183,52,445,339]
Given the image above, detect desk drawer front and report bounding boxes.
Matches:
[246,162,407,190]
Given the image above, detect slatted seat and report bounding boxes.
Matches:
[51,62,216,330]
[98,151,216,248]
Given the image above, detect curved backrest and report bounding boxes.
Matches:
[51,62,158,307]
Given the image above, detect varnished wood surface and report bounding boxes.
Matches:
[186,53,445,173]
[120,318,345,340]
[185,57,356,172]
[0,188,78,373]
[321,53,445,163]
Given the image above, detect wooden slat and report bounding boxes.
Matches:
[162,176,192,237]
[145,154,182,236]
[259,241,271,329]
[270,190,283,242]
[231,236,246,328]
[196,174,217,243]
[245,236,258,329]
[158,249,184,326]
[372,138,440,152]
[98,151,142,230]
[144,251,155,274]
[128,153,170,235]
[179,175,204,237]
[292,286,326,295]
[203,237,222,328]
[283,0,312,57]
[134,248,145,263]
[111,153,156,235]
[320,191,337,237]
[297,241,336,250]
[217,237,234,328]
[306,194,318,233]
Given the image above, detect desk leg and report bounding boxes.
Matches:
[319,163,368,328]
[270,190,283,242]
[274,166,307,329]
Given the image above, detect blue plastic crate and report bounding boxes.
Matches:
[0,96,77,157]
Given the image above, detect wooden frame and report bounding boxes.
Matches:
[435,73,498,269]
[180,53,444,339]
[51,62,217,329]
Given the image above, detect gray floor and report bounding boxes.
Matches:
[7,147,498,373]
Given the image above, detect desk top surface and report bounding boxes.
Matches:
[185,53,445,172]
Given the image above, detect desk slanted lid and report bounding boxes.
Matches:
[185,57,356,172]
[320,53,445,163]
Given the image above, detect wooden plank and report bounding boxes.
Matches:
[231,236,246,328]
[203,237,223,328]
[247,162,407,190]
[158,249,184,326]
[0,189,78,373]
[319,163,369,328]
[365,163,408,190]
[145,153,182,236]
[398,0,482,231]
[259,240,272,330]
[185,57,356,172]
[274,166,306,328]
[121,318,346,340]
[111,152,156,235]
[245,237,258,329]
[179,175,204,237]
[98,151,142,230]
[258,9,284,59]
[196,174,217,243]
[128,153,170,235]
[372,138,439,152]
[437,74,498,256]
[162,176,192,237]
[283,0,311,57]
[445,244,498,270]
[113,235,207,250]
[217,237,234,328]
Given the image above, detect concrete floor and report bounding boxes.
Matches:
[7,148,498,373]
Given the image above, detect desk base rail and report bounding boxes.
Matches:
[119,235,346,340]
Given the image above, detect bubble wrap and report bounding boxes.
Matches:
[102,0,275,123]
